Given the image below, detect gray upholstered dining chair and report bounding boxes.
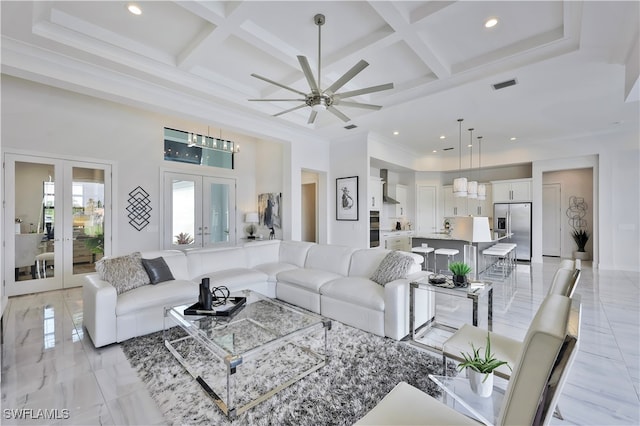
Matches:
[355,294,581,426]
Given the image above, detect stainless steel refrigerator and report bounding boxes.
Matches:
[494,202,532,261]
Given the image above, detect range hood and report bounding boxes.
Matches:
[380,169,400,204]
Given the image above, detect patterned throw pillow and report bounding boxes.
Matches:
[370,251,415,286]
[95,252,151,295]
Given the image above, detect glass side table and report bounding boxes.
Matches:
[409,277,493,352]
[428,374,505,426]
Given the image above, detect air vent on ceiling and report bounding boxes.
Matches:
[344,124,358,130]
[492,79,517,90]
[443,147,454,151]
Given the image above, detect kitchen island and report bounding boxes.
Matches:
[411,232,511,275]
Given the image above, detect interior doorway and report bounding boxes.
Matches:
[542,183,562,257]
[301,171,319,243]
[4,153,112,296]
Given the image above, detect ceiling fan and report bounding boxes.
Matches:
[249,14,394,124]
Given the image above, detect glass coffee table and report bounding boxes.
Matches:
[164,289,331,419]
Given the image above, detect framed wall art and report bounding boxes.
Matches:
[336,176,359,221]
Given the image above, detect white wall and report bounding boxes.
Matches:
[543,168,594,258]
[329,133,369,247]
[1,75,271,255]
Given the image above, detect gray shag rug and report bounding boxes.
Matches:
[121,320,457,426]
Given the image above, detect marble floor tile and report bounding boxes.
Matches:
[1,258,639,425]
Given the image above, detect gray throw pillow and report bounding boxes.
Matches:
[371,251,415,286]
[142,257,175,284]
[95,252,150,295]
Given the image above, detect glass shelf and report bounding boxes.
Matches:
[428,374,505,425]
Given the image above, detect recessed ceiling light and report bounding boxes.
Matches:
[440,135,446,139]
[468,144,473,148]
[485,17,498,28]
[432,150,437,153]
[510,137,517,141]
[393,131,399,135]
[127,4,142,15]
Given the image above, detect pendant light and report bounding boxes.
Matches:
[477,135,486,200]
[453,118,467,197]
[467,127,478,199]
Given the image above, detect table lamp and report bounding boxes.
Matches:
[245,212,259,239]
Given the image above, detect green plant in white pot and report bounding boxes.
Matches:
[571,229,590,260]
[449,261,472,287]
[458,332,510,397]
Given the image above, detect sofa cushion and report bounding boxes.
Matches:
[305,244,356,276]
[370,251,415,286]
[244,240,281,267]
[349,249,391,277]
[321,277,385,311]
[277,268,343,292]
[252,262,299,282]
[116,279,198,316]
[95,252,150,295]
[194,268,268,288]
[186,247,249,279]
[141,257,175,284]
[279,241,316,267]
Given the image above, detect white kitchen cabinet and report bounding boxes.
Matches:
[369,177,383,211]
[381,231,413,251]
[491,179,531,202]
[389,184,408,217]
[442,185,467,216]
[468,183,492,216]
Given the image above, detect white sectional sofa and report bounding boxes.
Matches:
[83,240,431,347]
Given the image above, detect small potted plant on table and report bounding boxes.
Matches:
[449,261,472,287]
[458,332,510,397]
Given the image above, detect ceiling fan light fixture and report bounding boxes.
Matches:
[249,13,393,124]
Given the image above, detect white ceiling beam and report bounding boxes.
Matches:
[368,0,451,79]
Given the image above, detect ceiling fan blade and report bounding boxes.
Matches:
[327,106,351,122]
[297,56,320,95]
[308,110,318,124]
[336,83,394,99]
[251,73,308,96]
[325,60,369,95]
[273,104,307,117]
[333,100,382,110]
[248,99,306,102]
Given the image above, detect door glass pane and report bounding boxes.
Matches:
[14,162,54,281]
[72,167,105,275]
[172,179,196,246]
[208,183,230,244]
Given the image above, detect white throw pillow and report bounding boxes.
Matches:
[370,251,414,286]
[95,252,151,295]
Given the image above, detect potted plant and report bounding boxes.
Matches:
[458,332,510,397]
[449,261,471,287]
[571,229,590,260]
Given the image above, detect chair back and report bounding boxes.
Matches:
[15,233,45,268]
[497,294,581,426]
[548,263,581,298]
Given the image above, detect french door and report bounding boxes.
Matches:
[4,154,111,296]
[163,172,236,249]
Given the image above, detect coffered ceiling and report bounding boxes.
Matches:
[2,1,638,163]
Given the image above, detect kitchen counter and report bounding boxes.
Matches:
[413,232,511,243]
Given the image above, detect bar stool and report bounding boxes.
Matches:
[482,245,512,280]
[35,252,54,278]
[434,248,459,274]
[412,245,435,272]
